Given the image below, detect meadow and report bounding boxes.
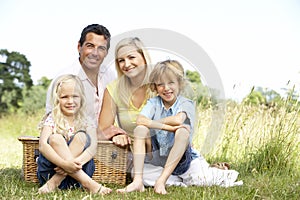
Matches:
[0,98,299,200]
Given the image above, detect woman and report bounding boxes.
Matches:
[97,38,182,186]
[97,37,153,145]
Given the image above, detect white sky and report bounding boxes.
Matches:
[1,0,299,101]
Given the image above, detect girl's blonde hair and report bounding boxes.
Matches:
[149,60,186,94]
[40,74,88,136]
[114,37,153,105]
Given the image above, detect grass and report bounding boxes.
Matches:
[0,99,299,199]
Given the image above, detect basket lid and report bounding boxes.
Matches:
[18,136,39,141]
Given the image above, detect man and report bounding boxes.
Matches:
[46,24,116,125]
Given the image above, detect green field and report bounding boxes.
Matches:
[0,101,299,199]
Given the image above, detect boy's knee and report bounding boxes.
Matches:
[175,128,189,142]
[134,125,149,138]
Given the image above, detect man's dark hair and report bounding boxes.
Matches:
[79,24,111,50]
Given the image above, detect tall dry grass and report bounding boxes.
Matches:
[193,97,300,175]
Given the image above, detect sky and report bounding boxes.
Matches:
[1,0,300,101]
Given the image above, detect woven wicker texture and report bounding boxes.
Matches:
[18,136,127,185]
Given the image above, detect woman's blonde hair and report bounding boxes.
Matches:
[149,60,186,94]
[114,37,153,105]
[40,74,88,137]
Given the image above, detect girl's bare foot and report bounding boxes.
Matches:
[95,184,112,195]
[38,182,57,194]
[117,181,145,193]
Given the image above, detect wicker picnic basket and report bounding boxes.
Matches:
[18,136,128,185]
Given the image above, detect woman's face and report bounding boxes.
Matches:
[116,46,146,79]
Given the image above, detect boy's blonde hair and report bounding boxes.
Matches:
[149,60,186,94]
[40,74,88,136]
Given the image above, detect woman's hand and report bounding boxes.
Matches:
[112,134,131,147]
[99,125,127,140]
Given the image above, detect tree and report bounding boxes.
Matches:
[185,70,218,107]
[21,76,51,114]
[0,49,33,114]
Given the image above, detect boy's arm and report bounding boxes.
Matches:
[136,114,185,132]
[158,112,187,126]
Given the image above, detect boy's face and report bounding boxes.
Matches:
[155,72,179,109]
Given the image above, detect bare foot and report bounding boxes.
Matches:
[154,180,167,195]
[38,182,57,194]
[117,181,145,193]
[95,184,112,195]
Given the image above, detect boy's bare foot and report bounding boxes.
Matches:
[38,182,57,194]
[154,180,167,195]
[117,181,145,193]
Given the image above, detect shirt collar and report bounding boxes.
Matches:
[159,95,181,112]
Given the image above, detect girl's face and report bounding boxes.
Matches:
[58,81,81,117]
[116,46,146,79]
[155,71,180,109]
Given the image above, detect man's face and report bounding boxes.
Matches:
[78,32,108,71]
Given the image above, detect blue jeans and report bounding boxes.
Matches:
[37,131,95,189]
[150,135,193,176]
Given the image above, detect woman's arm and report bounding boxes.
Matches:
[97,89,119,140]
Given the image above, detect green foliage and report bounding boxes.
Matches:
[186,70,202,84]
[20,76,51,115]
[1,98,300,199]
[185,70,219,108]
[21,85,47,115]
[0,49,33,115]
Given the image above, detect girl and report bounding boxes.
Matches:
[37,74,111,195]
[118,60,242,194]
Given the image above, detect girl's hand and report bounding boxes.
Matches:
[54,167,67,176]
[61,160,82,174]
